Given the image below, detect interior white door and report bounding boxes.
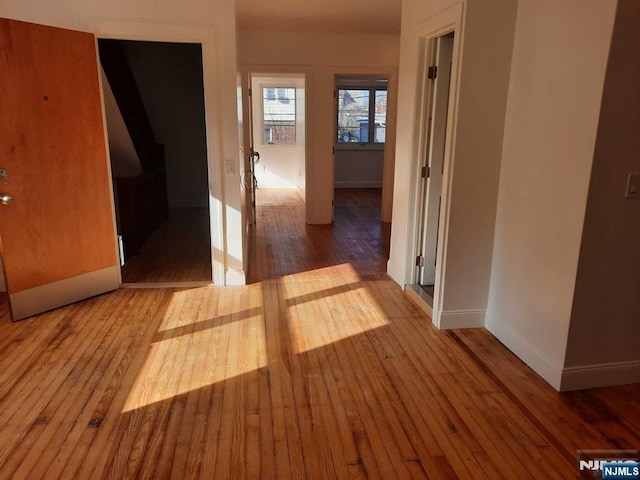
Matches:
[418,34,454,287]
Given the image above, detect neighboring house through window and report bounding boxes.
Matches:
[262,86,296,144]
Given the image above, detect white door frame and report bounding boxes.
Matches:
[331,66,398,224]
[93,21,225,285]
[406,4,465,328]
[238,63,312,220]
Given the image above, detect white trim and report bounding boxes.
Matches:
[439,309,485,329]
[329,66,399,224]
[225,268,246,286]
[404,286,433,319]
[405,3,465,329]
[9,266,120,321]
[93,21,225,286]
[308,213,333,225]
[486,319,563,390]
[239,63,312,223]
[560,361,640,392]
[334,181,383,189]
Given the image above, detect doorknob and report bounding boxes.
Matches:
[0,193,14,205]
[0,168,7,184]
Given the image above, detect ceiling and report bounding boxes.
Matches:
[235,0,402,35]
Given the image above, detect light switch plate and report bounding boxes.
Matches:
[225,159,235,175]
[625,172,640,199]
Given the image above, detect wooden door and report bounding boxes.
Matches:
[0,18,120,321]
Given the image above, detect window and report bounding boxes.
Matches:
[337,86,387,146]
[262,87,296,144]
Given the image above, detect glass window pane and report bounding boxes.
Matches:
[263,87,296,144]
[374,90,387,143]
[337,89,369,143]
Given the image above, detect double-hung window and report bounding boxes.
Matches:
[262,87,296,144]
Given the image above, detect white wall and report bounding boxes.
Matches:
[100,68,142,178]
[238,30,399,223]
[485,0,617,389]
[335,150,384,188]
[562,0,640,390]
[121,40,209,209]
[388,0,518,326]
[296,83,306,198]
[251,75,305,189]
[0,0,243,284]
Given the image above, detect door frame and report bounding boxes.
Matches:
[330,66,398,224]
[93,21,225,285]
[238,64,311,220]
[406,4,464,328]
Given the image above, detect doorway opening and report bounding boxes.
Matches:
[408,32,455,310]
[333,76,391,262]
[246,73,307,218]
[98,39,212,285]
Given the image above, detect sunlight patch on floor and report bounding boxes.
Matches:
[123,286,266,412]
[282,263,390,354]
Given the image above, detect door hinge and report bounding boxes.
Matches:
[248,88,252,97]
[427,66,438,80]
[421,166,430,178]
[416,255,425,267]
[332,146,335,155]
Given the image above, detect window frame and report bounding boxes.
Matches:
[261,84,297,145]
[335,85,387,151]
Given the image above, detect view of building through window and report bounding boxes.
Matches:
[337,87,387,144]
[262,87,296,144]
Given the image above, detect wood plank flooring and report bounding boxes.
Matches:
[121,207,212,284]
[0,188,637,479]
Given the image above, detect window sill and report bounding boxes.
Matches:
[335,144,385,152]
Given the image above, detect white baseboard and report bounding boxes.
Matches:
[485,319,563,390]
[307,213,332,225]
[225,268,246,286]
[438,309,485,329]
[386,259,404,288]
[560,360,640,391]
[334,181,383,188]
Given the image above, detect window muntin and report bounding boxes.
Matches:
[337,87,387,146]
[263,87,296,144]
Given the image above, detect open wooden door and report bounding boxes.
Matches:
[0,19,120,321]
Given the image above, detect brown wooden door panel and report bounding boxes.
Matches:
[0,18,119,320]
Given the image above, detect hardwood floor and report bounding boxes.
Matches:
[121,208,212,284]
[0,188,637,479]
